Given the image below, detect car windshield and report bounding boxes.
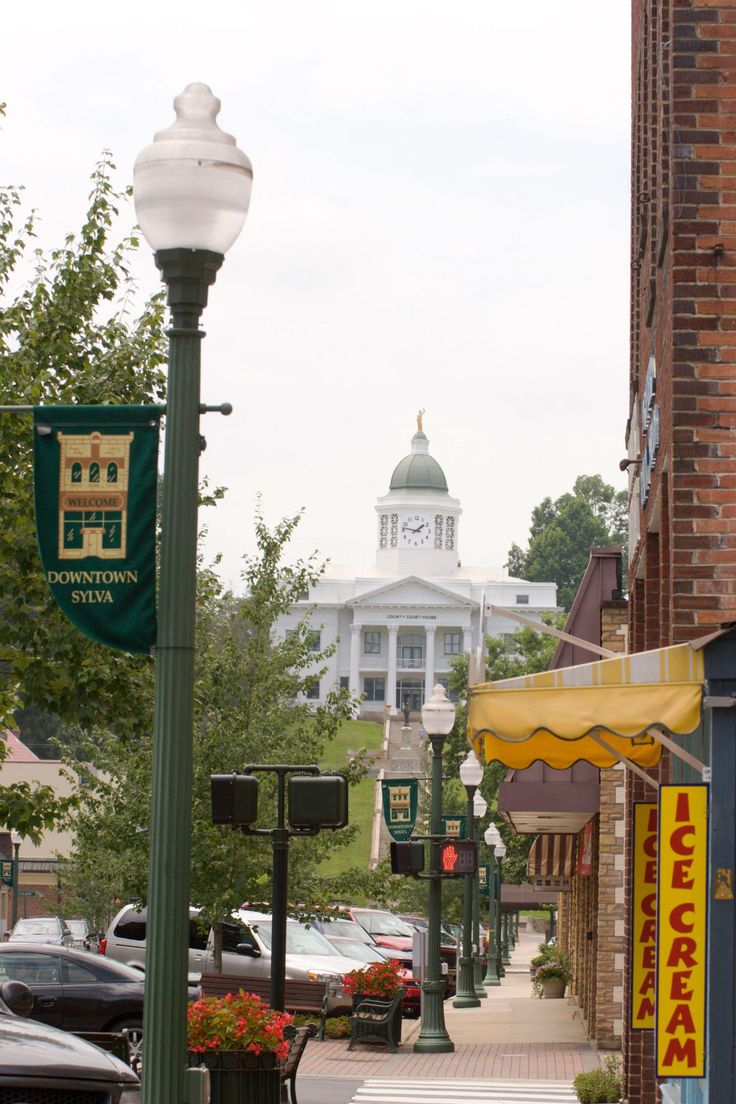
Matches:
[356,911,414,937]
[248,919,340,957]
[331,941,385,963]
[322,919,372,942]
[12,919,59,936]
[66,921,87,936]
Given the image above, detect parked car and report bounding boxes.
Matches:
[219,910,370,1013]
[65,918,95,951]
[325,936,421,1017]
[100,903,367,1014]
[351,907,457,995]
[0,942,151,1066]
[8,916,74,947]
[100,904,209,977]
[0,975,139,1102]
[310,915,414,968]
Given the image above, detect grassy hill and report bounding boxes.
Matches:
[319,719,383,877]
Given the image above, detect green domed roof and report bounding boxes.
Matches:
[389,430,448,492]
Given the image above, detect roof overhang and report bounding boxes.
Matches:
[497,762,599,834]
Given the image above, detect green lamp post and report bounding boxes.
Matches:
[414,684,455,1053]
[133,83,252,1104]
[495,840,506,978]
[472,789,488,998]
[483,823,501,986]
[453,750,482,1008]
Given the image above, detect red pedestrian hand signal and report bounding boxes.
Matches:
[442,843,458,871]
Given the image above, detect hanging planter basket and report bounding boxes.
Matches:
[188,1050,281,1104]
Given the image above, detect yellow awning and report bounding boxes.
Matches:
[468,642,704,770]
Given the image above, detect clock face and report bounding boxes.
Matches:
[400,513,432,547]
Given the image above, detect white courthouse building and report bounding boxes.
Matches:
[279,420,559,717]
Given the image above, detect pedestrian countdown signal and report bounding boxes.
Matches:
[438,838,478,877]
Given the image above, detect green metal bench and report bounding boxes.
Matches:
[347,988,405,1053]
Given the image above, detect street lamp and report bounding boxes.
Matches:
[453,750,482,1008]
[472,789,488,998]
[414,684,455,1053]
[483,823,501,986]
[495,840,507,978]
[10,831,21,929]
[133,83,252,1104]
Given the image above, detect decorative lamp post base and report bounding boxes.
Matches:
[473,958,488,998]
[413,980,455,1053]
[452,956,480,1008]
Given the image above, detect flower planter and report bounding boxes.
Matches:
[188,1049,280,1104]
[540,977,567,999]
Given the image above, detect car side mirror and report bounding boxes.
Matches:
[235,943,261,958]
[0,980,34,1017]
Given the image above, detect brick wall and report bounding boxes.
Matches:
[627,3,736,1100]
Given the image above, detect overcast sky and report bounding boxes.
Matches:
[4,1,631,590]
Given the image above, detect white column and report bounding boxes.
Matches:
[387,625,398,716]
[463,627,472,655]
[424,625,436,698]
[349,623,362,701]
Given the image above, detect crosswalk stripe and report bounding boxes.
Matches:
[349,1077,578,1104]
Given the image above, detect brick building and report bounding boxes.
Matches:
[625,3,736,1103]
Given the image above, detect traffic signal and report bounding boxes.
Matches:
[210,773,258,827]
[288,774,349,829]
[390,840,425,875]
[438,838,478,877]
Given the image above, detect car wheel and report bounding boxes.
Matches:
[111,1018,143,1074]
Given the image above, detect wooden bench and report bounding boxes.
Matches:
[199,972,332,1038]
[347,988,405,1053]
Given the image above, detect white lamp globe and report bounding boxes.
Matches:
[484,824,501,848]
[134,83,253,255]
[459,750,483,788]
[496,842,507,859]
[473,791,487,819]
[421,684,456,736]
[10,830,21,847]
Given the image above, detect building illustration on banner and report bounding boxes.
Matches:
[57,431,133,559]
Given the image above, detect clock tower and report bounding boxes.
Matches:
[375,418,462,576]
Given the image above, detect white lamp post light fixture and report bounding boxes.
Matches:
[415,685,455,1051]
[459,750,483,789]
[473,790,488,819]
[134,83,251,1104]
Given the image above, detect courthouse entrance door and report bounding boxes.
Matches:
[396,679,424,714]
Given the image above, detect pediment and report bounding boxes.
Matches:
[348,575,477,610]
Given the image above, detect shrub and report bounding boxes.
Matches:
[323,1016,351,1038]
[572,1057,622,1103]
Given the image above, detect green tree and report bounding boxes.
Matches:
[507,475,627,610]
[59,510,368,925]
[0,129,166,838]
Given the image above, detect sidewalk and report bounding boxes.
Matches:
[300,929,601,1082]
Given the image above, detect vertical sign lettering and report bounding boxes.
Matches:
[656,785,708,1079]
[631,803,658,1029]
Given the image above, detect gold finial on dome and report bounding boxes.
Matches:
[417,408,425,433]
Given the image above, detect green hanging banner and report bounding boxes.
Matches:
[33,406,161,655]
[441,815,466,839]
[381,778,419,841]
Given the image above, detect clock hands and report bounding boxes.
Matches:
[402,522,428,535]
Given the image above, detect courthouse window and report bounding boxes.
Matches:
[444,632,461,655]
[364,631,381,654]
[363,677,386,700]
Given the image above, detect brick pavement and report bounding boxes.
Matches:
[300,929,604,1083]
